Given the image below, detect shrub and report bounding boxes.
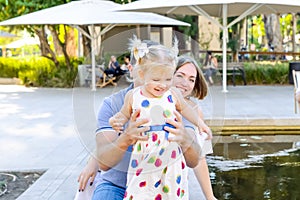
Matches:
[0,57,289,87]
[0,58,22,78]
[0,56,82,87]
[243,61,289,85]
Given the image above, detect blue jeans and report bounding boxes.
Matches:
[92,182,125,200]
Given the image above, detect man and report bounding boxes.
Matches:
[92,80,200,199]
[104,55,123,76]
[92,41,201,200]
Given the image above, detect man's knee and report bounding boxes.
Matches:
[92,183,125,200]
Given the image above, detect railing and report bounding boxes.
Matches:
[179,49,300,61]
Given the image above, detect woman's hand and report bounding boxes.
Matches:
[199,124,213,140]
[77,157,99,192]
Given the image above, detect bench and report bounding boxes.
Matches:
[217,62,247,86]
[96,72,118,88]
[84,65,119,88]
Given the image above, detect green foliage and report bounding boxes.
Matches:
[46,57,81,88]
[113,0,132,4]
[0,56,82,87]
[243,61,289,85]
[280,14,293,37]
[176,15,198,39]
[0,57,21,77]
[0,0,69,21]
[0,58,290,87]
[0,0,75,71]
[251,15,265,40]
[297,14,300,34]
[227,17,241,53]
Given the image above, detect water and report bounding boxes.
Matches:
[208,136,300,200]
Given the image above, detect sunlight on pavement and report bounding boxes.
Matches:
[21,112,52,120]
[0,85,36,93]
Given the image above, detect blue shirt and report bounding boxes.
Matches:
[95,84,195,188]
[96,84,133,188]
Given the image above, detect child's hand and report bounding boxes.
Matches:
[109,114,127,132]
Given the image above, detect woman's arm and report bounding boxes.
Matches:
[196,106,212,140]
[192,101,216,199]
[77,156,99,191]
[212,57,218,68]
[172,88,211,135]
[193,158,217,200]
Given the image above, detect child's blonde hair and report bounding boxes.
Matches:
[128,36,178,81]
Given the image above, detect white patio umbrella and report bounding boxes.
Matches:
[0,0,190,90]
[0,30,16,38]
[5,37,39,48]
[117,0,300,92]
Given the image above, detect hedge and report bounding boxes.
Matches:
[0,56,83,87]
[0,57,291,87]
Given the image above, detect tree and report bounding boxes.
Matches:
[264,13,283,55]
[219,17,244,62]
[0,0,78,70]
[176,15,200,59]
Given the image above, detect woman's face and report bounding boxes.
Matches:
[173,63,197,98]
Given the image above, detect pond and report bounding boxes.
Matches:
[208,135,300,200]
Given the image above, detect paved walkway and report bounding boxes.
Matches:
[0,83,299,200]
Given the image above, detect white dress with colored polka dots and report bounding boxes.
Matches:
[123,87,188,200]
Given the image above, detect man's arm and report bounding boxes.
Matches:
[96,109,149,171]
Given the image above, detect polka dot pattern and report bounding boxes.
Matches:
[141,99,150,108]
[124,87,188,199]
[131,159,138,168]
[163,109,172,118]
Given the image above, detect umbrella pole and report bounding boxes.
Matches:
[222,4,228,93]
[91,25,96,91]
[190,4,228,92]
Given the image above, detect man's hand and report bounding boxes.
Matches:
[164,110,197,152]
[164,110,200,168]
[118,109,149,148]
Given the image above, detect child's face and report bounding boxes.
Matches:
[143,66,174,97]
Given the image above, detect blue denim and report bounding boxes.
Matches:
[92,182,125,200]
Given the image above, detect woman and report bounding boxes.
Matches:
[203,51,218,85]
[174,55,217,200]
[75,55,217,200]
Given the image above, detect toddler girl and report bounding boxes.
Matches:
[109,37,211,200]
